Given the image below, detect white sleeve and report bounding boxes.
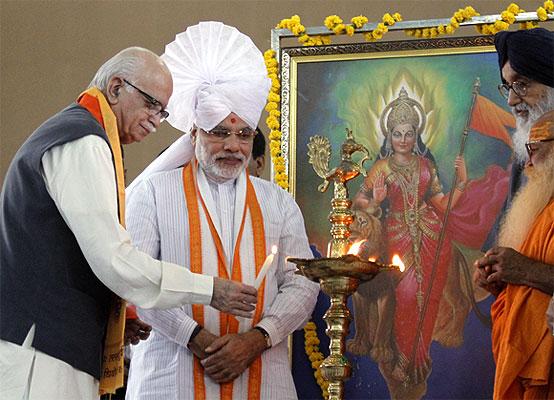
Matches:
[40,135,213,309]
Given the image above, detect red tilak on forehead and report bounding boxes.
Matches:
[230,117,237,124]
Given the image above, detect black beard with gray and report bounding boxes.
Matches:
[512,87,554,164]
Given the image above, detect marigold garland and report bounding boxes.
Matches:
[405,6,479,38]
[304,321,329,399]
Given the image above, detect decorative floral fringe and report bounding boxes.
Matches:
[304,321,329,399]
[405,6,478,38]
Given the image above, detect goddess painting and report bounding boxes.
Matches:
[347,88,508,399]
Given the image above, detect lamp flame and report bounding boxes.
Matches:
[368,257,376,262]
[347,240,365,255]
[392,254,405,272]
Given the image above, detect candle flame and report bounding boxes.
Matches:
[392,254,405,272]
[347,240,366,255]
[368,257,376,262]
[271,245,278,255]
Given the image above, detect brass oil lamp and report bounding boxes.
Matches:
[289,129,399,400]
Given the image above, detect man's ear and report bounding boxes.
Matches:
[255,154,265,177]
[106,77,124,105]
[190,126,198,145]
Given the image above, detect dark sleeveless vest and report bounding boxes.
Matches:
[0,104,116,379]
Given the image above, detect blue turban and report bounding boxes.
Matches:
[494,28,554,88]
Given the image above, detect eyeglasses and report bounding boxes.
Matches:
[525,138,554,157]
[498,81,528,99]
[201,127,257,142]
[123,79,169,121]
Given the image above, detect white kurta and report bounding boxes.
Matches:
[125,167,319,400]
[0,135,212,400]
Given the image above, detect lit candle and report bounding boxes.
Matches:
[254,245,278,289]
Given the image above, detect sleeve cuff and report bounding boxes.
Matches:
[158,261,214,306]
[255,319,281,347]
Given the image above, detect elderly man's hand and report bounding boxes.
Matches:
[201,330,266,383]
[472,261,506,297]
[474,246,534,287]
[211,278,257,318]
[124,317,152,345]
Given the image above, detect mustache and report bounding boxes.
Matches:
[201,151,246,169]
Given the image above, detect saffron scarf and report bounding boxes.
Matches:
[77,88,127,395]
[183,161,266,399]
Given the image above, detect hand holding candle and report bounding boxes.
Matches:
[254,245,278,289]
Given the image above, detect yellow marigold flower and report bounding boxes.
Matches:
[332,24,345,34]
[545,0,554,12]
[364,32,375,41]
[269,110,281,119]
[446,24,455,34]
[266,67,278,76]
[275,172,287,181]
[494,20,510,31]
[482,24,492,35]
[275,164,286,173]
[305,321,316,329]
[321,36,332,44]
[475,25,483,34]
[507,3,520,14]
[372,30,384,39]
[298,34,310,43]
[267,119,280,131]
[346,25,355,36]
[463,6,477,19]
[291,15,301,23]
[421,28,430,38]
[351,15,368,28]
[267,72,277,80]
[266,58,278,68]
[393,12,402,21]
[404,29,414,36]
[454,11,464,22]
[537,7,548,20]
[264,49,275,59]
[438,24,446,34]
[382,13,395,26]
[269,130,281,140]
[450,17,460,28]
[414,29,423,38]
[501,11,516,24]
[430,27,439,37]
[324,15,342,29]
[265,102,277,112]
[268,92,280,102]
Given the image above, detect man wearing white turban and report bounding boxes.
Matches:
[125,22,319,400]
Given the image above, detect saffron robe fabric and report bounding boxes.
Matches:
[491,200,554,399]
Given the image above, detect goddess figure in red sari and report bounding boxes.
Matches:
[348,88,506,399]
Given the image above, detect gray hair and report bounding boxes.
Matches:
[88,46,158,91]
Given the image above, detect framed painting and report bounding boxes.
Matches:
[285,36,515,399]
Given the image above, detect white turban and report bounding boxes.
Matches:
[127,21,270,194]
[163,21,271,133]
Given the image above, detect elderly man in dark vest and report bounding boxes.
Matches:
[0,47,258,400]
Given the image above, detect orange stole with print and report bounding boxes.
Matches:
[491,200,554,399]
[183,161,267,399]
[77,88,127,395]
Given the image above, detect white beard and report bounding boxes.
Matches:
[511,87,554,164]
[195,137,249,183]
[498,146,554,250]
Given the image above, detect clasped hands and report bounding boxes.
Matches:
[188,327,268,383]
[473,246,533,296]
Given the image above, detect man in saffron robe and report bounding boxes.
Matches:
[475,111,554,399]
[0,47,259,400]
[124,22,319,400]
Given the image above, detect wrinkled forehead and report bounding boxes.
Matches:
[529,119,554,141]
